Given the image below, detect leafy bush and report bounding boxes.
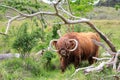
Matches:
[24,58,46,76]
[115,4,120,10]
[52,24,61,38]
[42,51,56,70]
[0,58,24,80]
[12,22,41,58]
[1,0,48,14]
[0,57,50,79]
[70,0,93,16]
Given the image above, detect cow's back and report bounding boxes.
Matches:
[63,32,100,60]
[77,32,100,60]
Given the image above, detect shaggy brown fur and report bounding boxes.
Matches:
[53,32,100,72]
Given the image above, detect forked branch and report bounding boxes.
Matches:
[1,0,116,52]
[71,40,120,76]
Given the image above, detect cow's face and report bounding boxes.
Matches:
[57,40,70,57]
[49,38,78,57]
[58,48,68,57]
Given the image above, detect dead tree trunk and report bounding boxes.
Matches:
[86,22,116,52]
[0,53,20,60]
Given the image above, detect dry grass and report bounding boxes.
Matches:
[87,7,120,20]
[92,20,120,50]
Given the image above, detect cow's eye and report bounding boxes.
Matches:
[57,47,60,50]
[65,44,69,49]
[66,45,70,49]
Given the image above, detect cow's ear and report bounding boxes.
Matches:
[69,40,76,49]
[52,41,58,49]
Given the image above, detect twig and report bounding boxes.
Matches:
[0,53,20,60]
[71,65,94,77]
[113,51,120,70]
[58,6,81,19]
[93,57,110,61]
[5,15,21,34]
[117,63,120,72]
[0,32,8,36]
[84,62,107,74]
[57,30,62,37]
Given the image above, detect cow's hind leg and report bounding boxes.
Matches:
[88,56,94,65]
[88,52,98,65]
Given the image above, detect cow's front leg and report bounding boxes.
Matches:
[74,56,80,69]
[60,57,68,72]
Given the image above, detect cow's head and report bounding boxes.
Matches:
[49,38,78,57]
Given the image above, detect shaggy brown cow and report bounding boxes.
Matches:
[49,32,100,72]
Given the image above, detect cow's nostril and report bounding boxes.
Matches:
[61,50,66,53]
[60,50,66,56]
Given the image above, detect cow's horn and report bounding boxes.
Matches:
[49,39,58,52]
[69,39,78,51]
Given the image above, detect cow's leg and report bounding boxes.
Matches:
[74,56,80,69]
[88,56,94,65]
[93,50,99,63]
[88,52,98,65]
[60,57,68,72]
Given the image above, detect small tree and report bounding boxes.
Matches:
[12,22,41,58]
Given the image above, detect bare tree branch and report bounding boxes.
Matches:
[71,65,94,77]
[113,51,120,70]
[58,6,81,19]
[5,15,21,34]
[92,57,110,61]
[1,0,116,52]
[71,40,120,76]
[92,39,116,55]
[57,30,62,37]
[0,32,8,36]
[84,62,107,74]
[87,22,116,52]
[117,63,120,72]
[1,5,24,15]
[0,53,20,60]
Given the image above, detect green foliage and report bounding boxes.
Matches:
[52,24,61,38]
[0,58,25,79]
[24,58,46,76]
[12,22,42,58]
[0,0,94,17]
[0,0,47,13]
[70,0,94,16]
[115,4,120,10]
[43,51,55,62]
[42,51,56,70]
[0,58,49,79]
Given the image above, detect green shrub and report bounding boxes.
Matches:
[0,57,49,79]
[70,0,93,16]
[12,22,41,58]
[52,24,61,38]
[24,58,46,76]
[42,51,56,70]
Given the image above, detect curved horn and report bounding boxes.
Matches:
[49,39,58,52]
[69,39,78,51]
